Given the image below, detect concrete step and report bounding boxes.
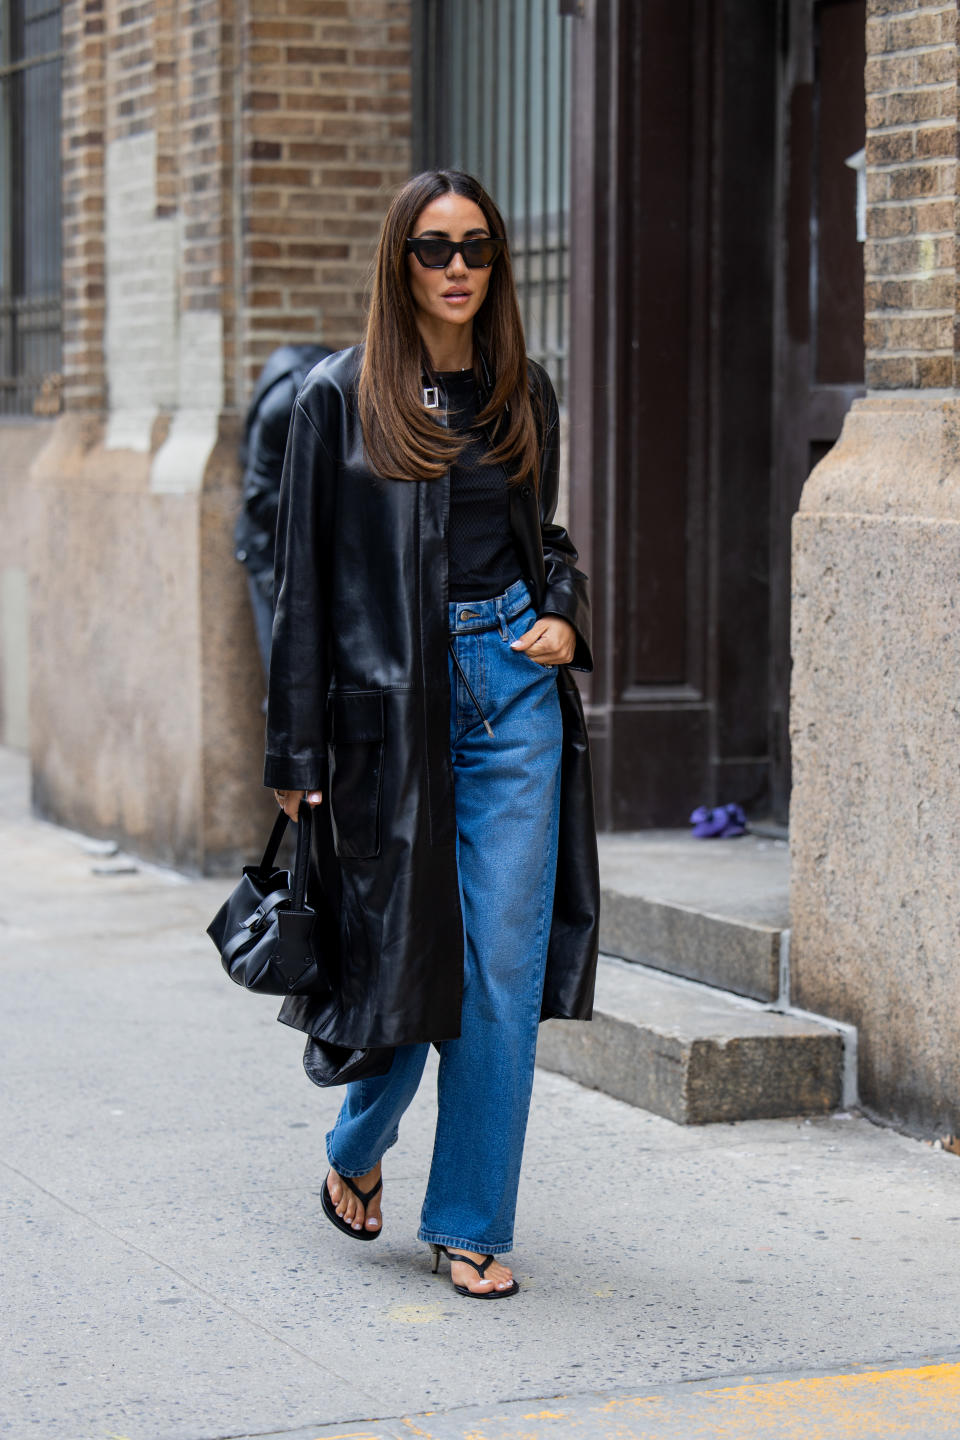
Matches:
[537,955,843,1124]
[597,831,790,1002]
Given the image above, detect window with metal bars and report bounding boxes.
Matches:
[412,0,572,403]
[0,0,61,417]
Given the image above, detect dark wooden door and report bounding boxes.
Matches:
[568,0,864,830]
[770,0,866,820]
[569,0,779,828]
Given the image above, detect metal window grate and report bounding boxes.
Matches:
[0,0,62,417]
[412,0,572,402]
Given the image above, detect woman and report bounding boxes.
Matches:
[265,171,599,1299]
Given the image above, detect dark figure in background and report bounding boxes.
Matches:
[235,344,332,678]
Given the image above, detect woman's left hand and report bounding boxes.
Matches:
[510,615,576,666]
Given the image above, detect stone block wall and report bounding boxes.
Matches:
[791,0,960,1133]
[0,426,49,751]
[27,0,412,870]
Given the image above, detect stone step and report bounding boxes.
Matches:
[598,831,790,1002]
[537,955,843,1124]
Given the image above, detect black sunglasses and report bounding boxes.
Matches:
[406,235,505,269]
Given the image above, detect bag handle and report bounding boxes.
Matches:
[258,807,289,873]
[257,800,312,908]
[291,799,312,910]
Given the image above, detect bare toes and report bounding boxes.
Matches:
[327,1166,382,1234]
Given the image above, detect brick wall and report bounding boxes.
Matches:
[864,0,958,389]
[59,0,413,417]
[61,0,107,411]
[240,0,412,394]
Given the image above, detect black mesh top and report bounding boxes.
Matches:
[440,370,524,602]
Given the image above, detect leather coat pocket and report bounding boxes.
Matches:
[329,691,384,860]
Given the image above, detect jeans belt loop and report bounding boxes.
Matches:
[496,592,510,642]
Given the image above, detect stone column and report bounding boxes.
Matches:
[790,0,960,1134]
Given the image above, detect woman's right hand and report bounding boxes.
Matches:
[274,788,323,821]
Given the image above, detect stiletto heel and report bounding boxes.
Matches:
[427,1243,520,1298]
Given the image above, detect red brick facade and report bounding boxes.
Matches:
[61,0,107,411]
[59,0,412,414]
[240,0,411,390]
[864,0,958,389]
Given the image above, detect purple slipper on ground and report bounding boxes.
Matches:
[690,803,747,839]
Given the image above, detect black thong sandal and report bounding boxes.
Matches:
[321,1170,383,1242]
[430,1243,520,1298]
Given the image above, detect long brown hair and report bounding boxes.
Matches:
[358,170,541,487]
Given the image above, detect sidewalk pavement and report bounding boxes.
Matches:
[2,746,960,1440]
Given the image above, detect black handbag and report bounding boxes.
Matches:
[207,800,328,996]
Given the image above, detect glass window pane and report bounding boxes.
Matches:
[0,0,61,415]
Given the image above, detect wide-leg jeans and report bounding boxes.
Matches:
[325,578,563,1254]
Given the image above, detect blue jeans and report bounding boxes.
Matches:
[325,578,563,1254]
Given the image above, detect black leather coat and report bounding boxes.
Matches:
[264,344,599,1069]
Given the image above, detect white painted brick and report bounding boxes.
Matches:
[105,131,179,447]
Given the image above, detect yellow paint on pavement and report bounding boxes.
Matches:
[595,1361,960,1437]
[306,1363,960,1440]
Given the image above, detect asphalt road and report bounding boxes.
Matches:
[2,748,960,1440]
